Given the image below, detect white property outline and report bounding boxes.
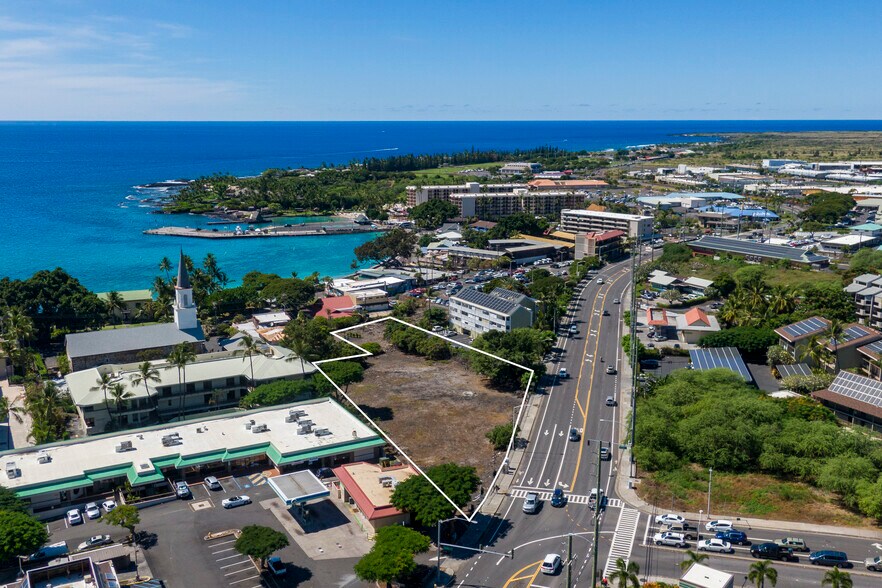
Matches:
[313,316,534,522]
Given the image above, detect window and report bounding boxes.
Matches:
[186,383,196,393]
[204,394,212,404]
[227,390,236,402]
[226,377,236,387]
[85,418,95,428]
[160,386,171,397]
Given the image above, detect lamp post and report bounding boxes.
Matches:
[698,509,703,542]
[707,467,713,521]
[436,516,461,587]
[16,555,27,578]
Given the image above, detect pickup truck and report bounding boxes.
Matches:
[750,542,797,562]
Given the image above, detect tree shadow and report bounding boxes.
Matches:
[359,404,394,422]
[136,531,158,550]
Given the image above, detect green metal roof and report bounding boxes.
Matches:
[16,477,93,499]
[176,450,227,468]
[86,464,132,482]
[152,456,180,469]
[222,443,270,462]
[269,438,384,466]
[127,466,166,486]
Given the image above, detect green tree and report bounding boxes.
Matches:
[0,510,49,561]
[131,361,161,414]
[237,334,264,391]
[748,559,778,588]
[608,557,640,588]
[821,566,852,588]
[354,228,418,265]
[90,372,115,429]
[409,199,459,229]
[698,327,778,360]
[234,525,290,567]
[240,380,314,408]
[354,525,431,584]
[102,503,140,540]
[390,463,480,527]
[108,383,135,429]
[486,422,519,450]
[313,360,364,399]
[104,290,125,323]
[678,549,708,571]
[766,345,794,367]
[0,485,29,514]
[168,342,197,420]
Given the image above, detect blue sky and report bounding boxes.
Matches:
[2,0,881,120]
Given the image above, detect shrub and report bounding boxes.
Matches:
[486,422,519,450]
[239,379,314,408]
[361,342,383,355]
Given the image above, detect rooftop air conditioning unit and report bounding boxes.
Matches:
[5,462,18,479]
[314,427,331,437]
[115,440,133,453]
[251,423,268,433]
[285,414,297,423]
[299,419,313,428]
[297,423,313,435]
[37,452,51,464]
[245,420,255,430]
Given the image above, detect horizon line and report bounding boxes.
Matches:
[1,118,882,124]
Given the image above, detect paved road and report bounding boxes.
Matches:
[453,260,634,587]
[452,258,882,588]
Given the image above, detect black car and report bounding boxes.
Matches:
[551,488,566,508]
[750,542,797,562]
[715,529,750,545]
[568,427,581,442]
[810,550,850,567]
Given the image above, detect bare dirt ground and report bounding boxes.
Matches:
[331,321,524,487]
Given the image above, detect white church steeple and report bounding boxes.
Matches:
[173,249,198,331]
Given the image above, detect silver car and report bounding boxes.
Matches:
[522,492,539,514]
[698,538,733,553]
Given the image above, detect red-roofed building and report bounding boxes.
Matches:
[675,307,720,344]
[314,296,357,319]
[332,461,419,533]
[647,308,669,327]
[575,229,625,260]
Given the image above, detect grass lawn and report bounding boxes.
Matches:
[638,465,875,528]
[411,162,497,177]
[668,256,842,289]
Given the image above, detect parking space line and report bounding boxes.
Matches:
[225,567,255,576]
[229,575,260,584]
[212,547,236,554]
[220,560,252,569]
[211,539,236,547]
[231,476,243,490]
[216,554,243,561]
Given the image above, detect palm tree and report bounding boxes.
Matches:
[104,290,125,324]
[821,567,852,588]
[131,361,162,416]
[2,307,35,375]
[108,383,134,428]
[90,372,115,427]
[0,395,26,425]
[608,557,639,588]
[24,381,72,443]
[237,335,264,391]
[826,319,845,373]
[748,560,778,588]
[800,334,831,370]
[159,256,172,280]
[167,343,196,421]
[284,312,310,373]
[678,549,709,571]
[766,286,795,316]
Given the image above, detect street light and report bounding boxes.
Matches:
[436,516,465,587]
[16,555,26,578]
[707,467,713,521]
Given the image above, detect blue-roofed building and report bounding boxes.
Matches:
[773,316,831,361]
[689,347,753,383]
[448,286,535,335]
[775,317,881,371]
[823,323,882,371]
[850,223,882,238]
[857,340,882,380]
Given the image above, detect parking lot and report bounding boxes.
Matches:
[43,473,367,588]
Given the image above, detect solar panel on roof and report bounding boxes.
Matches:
[452,287,518,314]
[837,325,873,344]
[689,347,753,382]
[829,372,882,409]
[780,317,828,339]
[862,340,882,356]
[689,236,829,263]
[777,363,812,378]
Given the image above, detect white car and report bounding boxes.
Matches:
[698,538,733,553]
[596,278,604,284]
[77,535,112,551]
[84,502,101,520]
[654,513,686,526]
[66,509,82,526]
[705,519,734,532]
[541,553,561,575]
[222,495,252,509]
[653,532,687,547]
[102,499,117,513]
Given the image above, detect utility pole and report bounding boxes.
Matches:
[566,532,573,588]
[591,440,603,587]
[629,237,641,476]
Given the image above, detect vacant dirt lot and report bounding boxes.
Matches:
[331,320,523,487]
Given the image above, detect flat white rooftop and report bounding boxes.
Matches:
[1,398,382,498]
[561,208,652,221]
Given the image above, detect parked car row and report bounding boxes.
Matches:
[66,498,117,526]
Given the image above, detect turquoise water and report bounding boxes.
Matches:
[3,120,882,292]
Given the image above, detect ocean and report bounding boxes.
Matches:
[2,120,882,292]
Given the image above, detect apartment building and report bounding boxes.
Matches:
[405,182,523,207]
[846,273,882,329]
[575,229,625,260]
[65,349,316,434]
[449,287,535,335]
[560,209,653,240]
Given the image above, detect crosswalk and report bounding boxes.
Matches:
[603,508,641,579]
[509,488,623,509]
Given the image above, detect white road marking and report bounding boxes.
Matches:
[220,560,252,569]
[215,554,244,562]
[228,575,260,585]
[603,508,641,579]
[535,423,557,485]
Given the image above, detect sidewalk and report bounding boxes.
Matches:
[0,376,32,450]
[612,290,882,541]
